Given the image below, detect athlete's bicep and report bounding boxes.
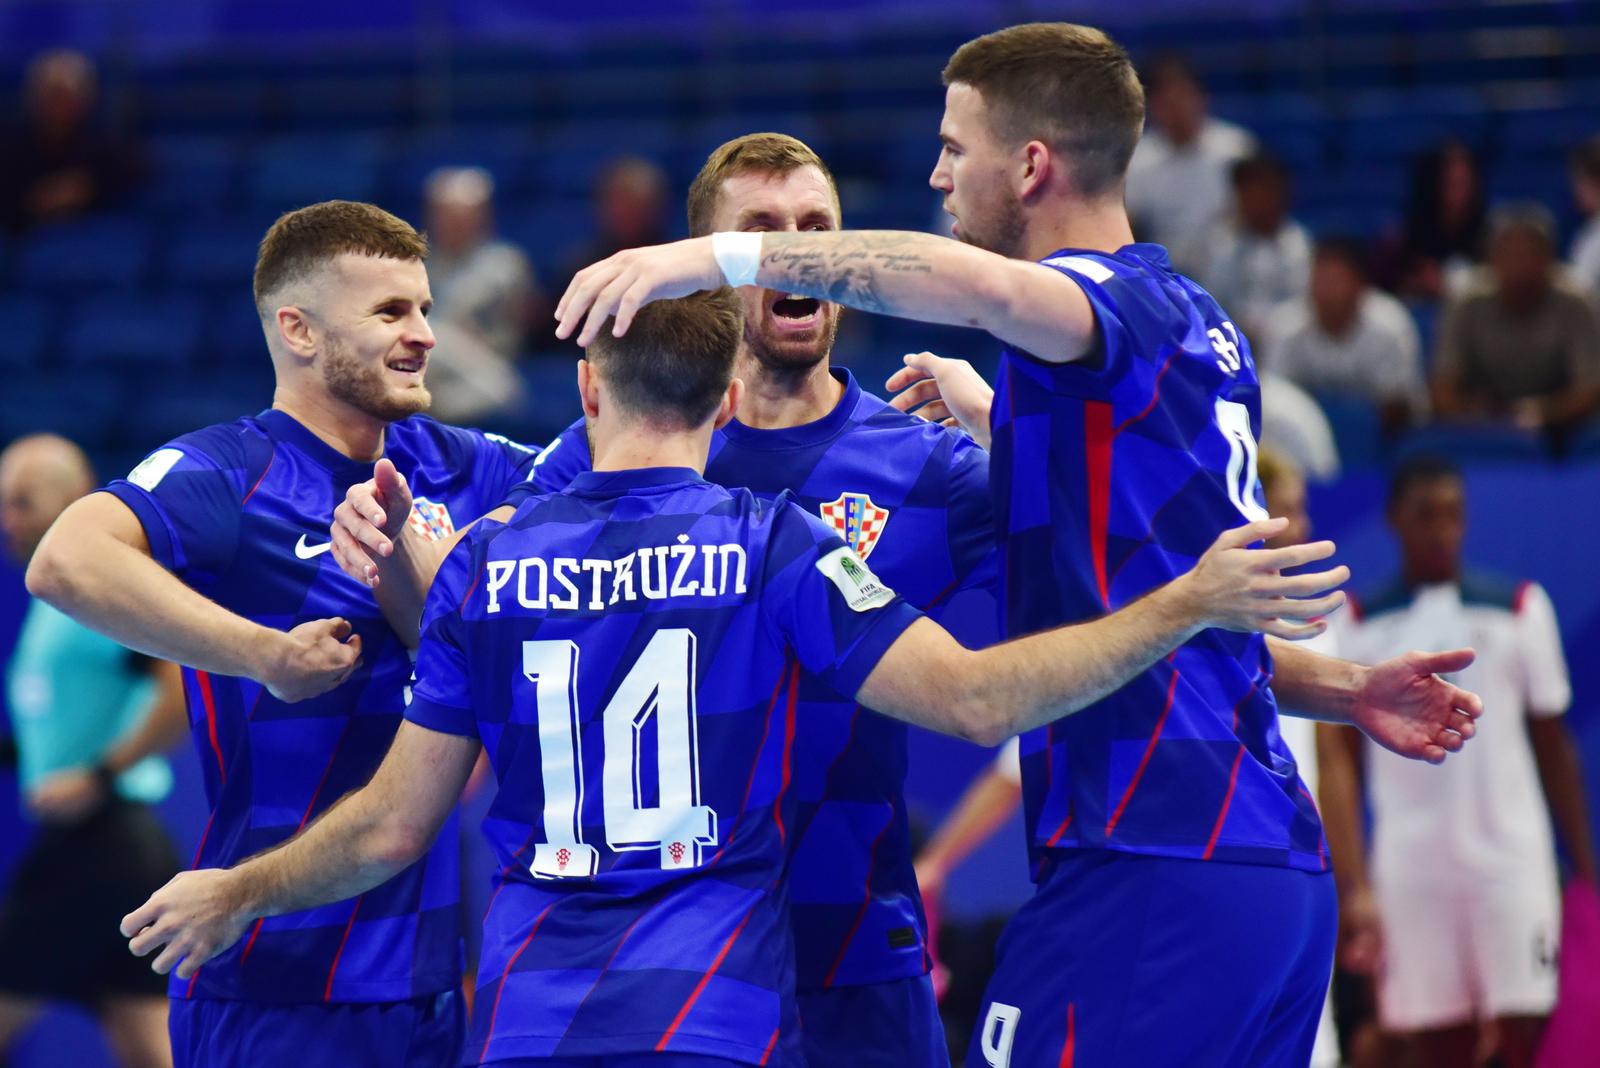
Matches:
[989,259,1099,364]
[60,490,153,554]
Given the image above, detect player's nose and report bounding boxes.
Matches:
[407,312,436,349]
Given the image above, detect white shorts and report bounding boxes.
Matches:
[1373,872,1560,1032]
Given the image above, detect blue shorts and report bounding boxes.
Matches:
[798,973,949,1068]
[967,850,1335,1068]
[168,990,463,1068]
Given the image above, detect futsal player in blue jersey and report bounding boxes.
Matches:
[120,291,1371,1068]
[27,201,539,1066]
[553,24,1486,1068]
[327,132,988,1066]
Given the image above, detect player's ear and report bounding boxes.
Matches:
[577,359,602,420]
[275,306,317,361]
[712,377,744,431]
[1019,140,1051,200]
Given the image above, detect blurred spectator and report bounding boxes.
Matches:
[558,155,670,292]
[0,49,144,233]
[1263,239,1426,435]
[1569,135,1600,304]
[1258,373,1341,482]
[1203,152,1312,340]
[1319,455,1595,1068]
[421,166,537,423]
[1432,204,1600,440]
[1126,55,1255,277]
[1388,141,1486,301]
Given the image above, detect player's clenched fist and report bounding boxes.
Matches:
[254,617,363,702]
[121,869,253,980]
[1178,517,1349,640]
[331,458,413,588]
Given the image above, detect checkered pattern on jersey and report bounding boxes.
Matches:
[991,246,1327,877]
[518,371,999,989]
[407,468,922,1062]
[105,410,538,1002]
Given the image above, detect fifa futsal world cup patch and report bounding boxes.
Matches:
[406,497,456,542]
[815,546,896,613]
[818,492,890,560]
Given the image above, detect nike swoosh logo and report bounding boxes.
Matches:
[294,535,334,560]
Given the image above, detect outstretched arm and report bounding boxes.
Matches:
[121,721,479,979]
[859,518,1349,746]
[27,492,362,702]
[1268,638,1483,764]
[555,231,1097,363]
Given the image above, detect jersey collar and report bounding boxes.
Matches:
[1040,242,1172,269]
[566,467,706,498]
[717,368,860,451]
[256,408,380,476]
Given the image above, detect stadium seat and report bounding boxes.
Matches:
[15,217,156,293]
[122,372,273,455]
[243,137,382,215]
[0,374,125,451]
[61,293,204,367]
[0,296,58,371]
[135,137,243,217]
[1393,424,1546,463]
[163,222,269,292]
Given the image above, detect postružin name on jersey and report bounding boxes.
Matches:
[484,534,750,613]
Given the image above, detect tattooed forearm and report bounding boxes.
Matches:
[760,231,937,315]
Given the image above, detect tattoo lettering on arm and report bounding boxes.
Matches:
[761,232,936,316]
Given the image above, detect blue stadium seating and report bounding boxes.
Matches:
[0,374,124,450]
[0,295,56,370]
[243,136,383,215]
[61,293,204,367]
[1393,424,1546,464]
[134,136,242,217]
[15,218,155,292]
[164,222,268,293]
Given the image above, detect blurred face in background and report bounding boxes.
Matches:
[1145,66,1206,146]
[1236,170,1288,236]
[425,170,494,258]
[712,166,842,373]
[27,50,94,138]
[0,441,89,565]
[1390,476,1466,586]
[597,159,667,246]
[1261,467,1311,550]
[1437,143,1480,227]
[932,83,1026,258]
[1490,225,1555,311]
[1310,252,1364,336]
[305,254,437,422]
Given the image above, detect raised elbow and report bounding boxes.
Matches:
[375,819,433,870]
[948,664,1012,747]
[24,539,72,604]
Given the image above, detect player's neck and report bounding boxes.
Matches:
[732,352,843,430]
[271,388,387,462]
[1022,196,1136,261]
[590,422,711,476]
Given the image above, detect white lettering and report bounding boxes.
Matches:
[669,542,700,596]
[517,557,548,609]
[551,559,581,610]
[485,561,515,614]
[486,540,751,613]
[980,1003,1022,1068]
[610,553,636,605]
[581,559,610,610]
[640,546,670,600]
[717,544,748,596]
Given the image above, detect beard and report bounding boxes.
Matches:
[321,335,431,423]
[955,186,1026,259]
[742,305,841,377]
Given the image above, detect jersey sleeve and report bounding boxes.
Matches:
[471,430,542,505]
[499,418,591,511]
[1009,254,1176,404]
[405,537,481,739]
[1515,582,1572,717]
[102,431,255,580]
[943,433,999,599]
[759,500,924,699]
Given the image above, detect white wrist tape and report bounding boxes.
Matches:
[712,231,763,287]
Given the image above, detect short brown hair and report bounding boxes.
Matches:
[943,23,1145,198]
[253,200,428,311]
[587,288,743,428]
[686,133,840,237]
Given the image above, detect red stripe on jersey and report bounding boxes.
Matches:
[298,719,355,831]
[1044,800,1076,848]
[457,568,483,612]
[241,451,275,506]
[238,917,267,965]
[760,1026,781,1065]
[656,903,758,1052]
[713,659,793,867]
[1084,401,1114,608]
[1058,1002,1076,1068]
[772,666,801,845]
[822,804,897,988]
[195,670,227,784]
[190,809,216,869]
[184,967,202,998]
[479,898,560,1064]
[1114,349,1182,435]
[1104,668,1180,838]
[1298,785,1328,871]
[1203,744,1246,860]
[322,894,363,1001]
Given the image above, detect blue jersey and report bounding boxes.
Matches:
[406,467,924,1063]
[518,370,997,989]
[104,409,538,1003]
[990,245,1326,876]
